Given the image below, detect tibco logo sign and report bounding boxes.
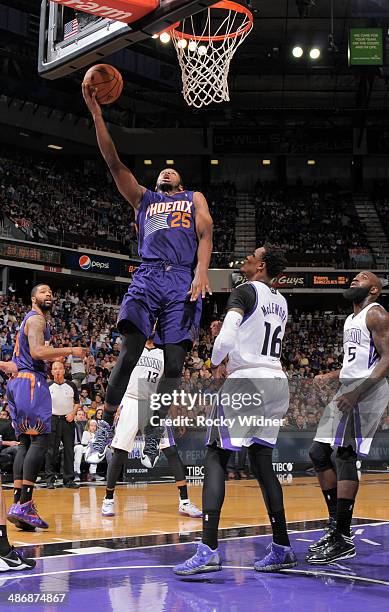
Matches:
[272,462,293,472]
[78,255,110,271]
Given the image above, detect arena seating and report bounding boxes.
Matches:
[254,182,372,267]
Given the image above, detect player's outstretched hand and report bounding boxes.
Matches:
[211,363,227,380]
[313,374,328,392]
[188,270,212,301]
[82,83,102,119]
[336,389,359,413]
[71,347,88,358]
[0,361,18,375]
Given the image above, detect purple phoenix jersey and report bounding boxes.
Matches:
[6,311,52,436]
[137,189,198,267]
[118,189,202,344]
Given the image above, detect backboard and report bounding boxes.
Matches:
[38,0,218,79]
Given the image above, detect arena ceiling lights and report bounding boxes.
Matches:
[292,46,321,60]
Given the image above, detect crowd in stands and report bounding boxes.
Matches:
[1,290,388,480]
[0,150,236,265]
[1,149,378,270]
[254,181,372,267]
[0,150,134,254]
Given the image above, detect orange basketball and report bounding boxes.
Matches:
[83,64,123,105]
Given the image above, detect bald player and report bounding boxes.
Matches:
[307,271,389,564]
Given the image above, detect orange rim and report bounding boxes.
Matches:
[169,1,253,43]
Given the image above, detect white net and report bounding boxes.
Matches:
[171,3,253,108]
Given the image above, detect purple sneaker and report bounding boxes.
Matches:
[254,542,297,572]
[173,543,222,576]
[7,501,49,530]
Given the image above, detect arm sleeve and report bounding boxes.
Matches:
[81,431,89,446]
[211,310,243,366]
[226,283,256,314]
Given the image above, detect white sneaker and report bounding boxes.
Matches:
[74,474,81,482]
[101,497,115,517]
[179,500,202,518]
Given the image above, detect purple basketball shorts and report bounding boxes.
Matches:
[118,262,202,345]
[6,371,52,437]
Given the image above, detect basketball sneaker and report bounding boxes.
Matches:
[7,501,49,530]
[254,542,298,572]
[179,500,202,518]
[85,420,114,464]
[173,543,222,575]
[306,532,355,565]
[308,518,354,553]
[141,424,164,469]
[0,547,36,572]
[101,498,115,517]
[6,505,35,531]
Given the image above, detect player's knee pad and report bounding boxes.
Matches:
[163,344,187,379]
[30,433,49,452]
[113,448,128,458]
[23,434,49,482]
[309,441,333,473]
[106,332,146,407]
[335,446,358,482]
[248,443,273,463]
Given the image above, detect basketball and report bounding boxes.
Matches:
[82,64,123,105]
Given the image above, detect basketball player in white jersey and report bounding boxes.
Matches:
[95,339,201,518]
[307,271,389,564]
[174,244,298,575]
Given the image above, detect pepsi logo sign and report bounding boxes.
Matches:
[78,255,110,271]
[79,255,91,270]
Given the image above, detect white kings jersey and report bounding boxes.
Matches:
[123,346,164,400]
[227,281,288,374]
[340,303,383,380]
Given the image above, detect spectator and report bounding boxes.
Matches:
[79,389,92,414]
[0,409,19,471]
[73,420,102,482]
[68,349,87,389]
[95,408,104,421]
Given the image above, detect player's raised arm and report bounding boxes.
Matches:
[26,316,86,362]
[82,84,145,210]
[190,192,213,301]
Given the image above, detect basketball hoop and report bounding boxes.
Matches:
[168,1,253,108]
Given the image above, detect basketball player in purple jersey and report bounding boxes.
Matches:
[82,86,213,467]
[5,284,87,530]
[0,358,36,569]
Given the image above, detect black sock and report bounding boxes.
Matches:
[336,498,355,536]
[178,485,188,501]
[322,487,337,520]
[269,510,290,547]
[0,525,11,555]
[13,488,21,504]
[103,411,115,427]
[20,484,34,504]
[202,510,220,550]
[105,488,114,500]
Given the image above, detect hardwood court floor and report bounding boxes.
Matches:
[4,474,389,546]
